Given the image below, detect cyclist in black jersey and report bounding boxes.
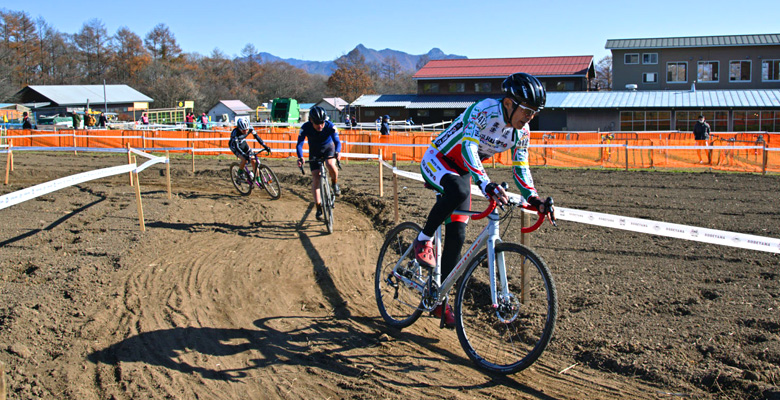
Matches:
[229,118,270,180]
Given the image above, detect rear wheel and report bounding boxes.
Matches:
[375,222,427,328]
[455,243,557,374]
[258,164,281,199]
[230,163,252,196]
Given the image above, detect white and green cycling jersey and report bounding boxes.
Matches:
[428,97,538,199]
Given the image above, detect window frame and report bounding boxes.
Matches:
[697,60,720,83]
[448,82,465,93]
[666,61,688,83]
[642,53,658,65]
[729,60,752,82]
[422,83,440,93]
[624,53,639,65]
[642,72,658,84]
[762,59,780,82]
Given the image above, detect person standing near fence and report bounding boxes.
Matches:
[380,115,390,136]
[22,112,32,130]
[693,115,711,164]
[141,112,149,125]
[98,112,108,128]
[71,112,81,129]
[200,113,209,130]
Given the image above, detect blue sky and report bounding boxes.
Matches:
[11,0,780,62]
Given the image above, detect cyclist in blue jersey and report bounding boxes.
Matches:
[414,73,555,327]
[229,118,270,181]
[297,106,342,221]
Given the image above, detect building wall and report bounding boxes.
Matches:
[416,76,589,95]
[612,45,780,90]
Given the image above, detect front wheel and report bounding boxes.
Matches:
[230,163,252,196]
[257,164,281,199]
[321,177,334,234]
[375,222,427,329]
[455,243,557,374]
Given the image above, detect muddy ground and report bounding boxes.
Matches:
[0,151,778,400]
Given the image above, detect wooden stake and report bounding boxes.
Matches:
[393,153,399,224]
[0,360,6,400]
[191,148,195,174]
[763,142,768,175]
[126,143,134,186]
[132,155,145,232]
[73,131,77,156]
[4,143,10,185]
[379,148,383,197]
[8,139,12,172]
[165,150,172,199]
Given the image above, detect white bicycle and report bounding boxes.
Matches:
[375,189,558,374]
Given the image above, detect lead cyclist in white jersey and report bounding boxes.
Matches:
[414,73,555,327]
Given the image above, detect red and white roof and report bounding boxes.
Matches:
[413,56,594,79]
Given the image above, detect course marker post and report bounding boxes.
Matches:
[763,143,768,175]
[393,153,399,224]
[4,142,11,185]
[132,155,145,232]
[191,148,195,174]
[165,150,172,199]
[379,148,383,197]
[126,143,134,186]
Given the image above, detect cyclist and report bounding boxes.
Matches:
[296,106,342,221]
[414,72,555,327]
[229,118,270,181]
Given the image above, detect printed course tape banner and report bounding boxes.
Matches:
[384,164,780,254]
[0,164,136,210]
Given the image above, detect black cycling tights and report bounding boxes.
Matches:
[422,174,471,279]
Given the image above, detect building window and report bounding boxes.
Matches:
[733,110,780,131]
[422,83,439,93]
[388,110,401,118]
[442,110,458,117]
[448,83,465,93]
[697,61,719,82]
[642,72,658,83]
[365,110,375,117]
[619,111,671,131]
[729,60,752,82]
[642,53,658,64]
[675,111,728,132]
[553,81,575,91]
[624,53,639,64]
[667,62,687,83]
[762,59,780,81]
[474,82,492,92]
[416,110,430,117]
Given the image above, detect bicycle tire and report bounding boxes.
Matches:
[320,174,334,234]
[375,221,427,328]
[455,243,557,374]
[258,164,281,199]
[229,163,252,196]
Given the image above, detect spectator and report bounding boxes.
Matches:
[141,112,150,125]
[185,112,194,129]
[200,113,209,130]
[380,115,390,136]
[85,112,96,128]
[406,117,415,125]
[71,112,82,129]
[344,114,351,129]
[350,115,357,129]
[375,117,381,130]
[22,112,32,129]
[98,112,108,128]
[693,115,711,164]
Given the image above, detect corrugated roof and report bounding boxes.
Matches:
[351,90,780,110]
[22,85,152,106]
[219,100,253,113]
[317,97,349,110]
[605,33,780,50]
[413,56,594,79]
[547,89,780,108]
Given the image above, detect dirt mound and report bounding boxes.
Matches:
[0,153,778,399]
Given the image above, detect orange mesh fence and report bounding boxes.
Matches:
[3,129,779,173]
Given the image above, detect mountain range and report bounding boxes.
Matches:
[256,44,467,75]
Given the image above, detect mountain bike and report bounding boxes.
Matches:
[299,156,341,234]
[375,190,558,374]
[229,149,281,199]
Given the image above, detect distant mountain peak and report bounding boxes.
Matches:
[253,44,466,76]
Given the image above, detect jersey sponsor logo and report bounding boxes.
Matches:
[432,122,462,148]
[475,111,488,130]
[489,122,500,133]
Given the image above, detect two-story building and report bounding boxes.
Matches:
[607,33,780,91]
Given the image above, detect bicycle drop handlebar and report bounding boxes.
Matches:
[299,156,342,175]
[471,194,556,234]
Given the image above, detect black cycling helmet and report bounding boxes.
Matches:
[309,106,327,124]
[501,72,546,111]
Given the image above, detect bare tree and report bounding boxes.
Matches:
[74,19,112,82]
[594,55,612,90]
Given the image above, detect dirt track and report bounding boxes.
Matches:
[0,152,778,399]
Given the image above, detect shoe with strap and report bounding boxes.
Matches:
[432,303,455,329]
[333,183,341,196]
[315,205,323,220]
[413,239,435,269]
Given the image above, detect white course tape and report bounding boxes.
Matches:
[379,163,780,254]
[0,164,136,210]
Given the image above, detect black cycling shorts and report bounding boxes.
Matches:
[229,139,252,160]
[309,142,336,171]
